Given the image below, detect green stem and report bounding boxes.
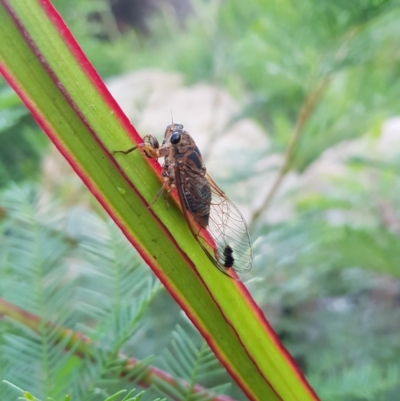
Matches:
[250,76,331,230]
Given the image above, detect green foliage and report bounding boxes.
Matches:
[50,0,142,78]
[0,81,47,187]
[0,183,236,400]
[2,0,400,399]
[0,184,161,399]
[251,148,400,399]
[0,84,27,131]
[309,364,400,401]
[2,381,166,401]
[116,0,400,169]
[155,325,231,400]
[4,0,399,186]
[0,0,138,189]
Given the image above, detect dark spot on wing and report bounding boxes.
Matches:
[223,245,234,268]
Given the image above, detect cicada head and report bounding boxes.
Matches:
[163,123,184,146]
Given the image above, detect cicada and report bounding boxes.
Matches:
[115,123,253,276]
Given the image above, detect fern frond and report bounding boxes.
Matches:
[309,363,400,401]
[1,183,237,401]
[0,185,81,399]
[2,380,167,401]
[1,279,159,400]
[68,213,161,400]
[0,183,161,399]
[156,325,231,401]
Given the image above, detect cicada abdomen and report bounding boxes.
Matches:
[180,176,212,229]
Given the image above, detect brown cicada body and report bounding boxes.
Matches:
[115,123,252,276]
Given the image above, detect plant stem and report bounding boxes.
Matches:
[249,76,331,230]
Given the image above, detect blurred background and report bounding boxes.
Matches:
[1,0,400,400]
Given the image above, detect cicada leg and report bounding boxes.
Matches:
[114,133,175,210]
[113,134,160,159]
[146,181,175,210]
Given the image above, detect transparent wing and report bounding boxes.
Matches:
[175,164,253,274]
[206,174,253,273]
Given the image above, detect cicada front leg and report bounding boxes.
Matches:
[113,134,161,159]
[113,134,173,209]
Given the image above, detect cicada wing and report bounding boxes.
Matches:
[206,174,253,273]
[172,164,231,276]
[173,162,252,274]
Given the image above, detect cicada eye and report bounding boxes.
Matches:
[170,132,181,144]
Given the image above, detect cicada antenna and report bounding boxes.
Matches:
[170,109,174,124]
